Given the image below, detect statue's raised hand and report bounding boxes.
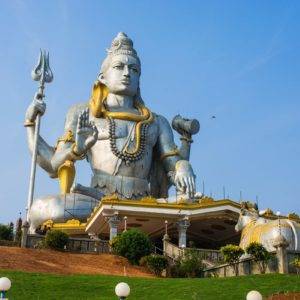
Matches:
[174,160,196,199]
[74,108,98,155]
[25,92,46,122]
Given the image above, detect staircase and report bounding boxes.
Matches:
[163,239,223,267]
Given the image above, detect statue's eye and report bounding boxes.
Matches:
[131,67,138,73]
[114,65,123,70]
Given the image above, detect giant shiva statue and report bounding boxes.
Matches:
[24,33,199,232]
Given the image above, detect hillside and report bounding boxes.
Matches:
[0,246,152,277]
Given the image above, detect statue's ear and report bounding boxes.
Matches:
[89,81,109,118]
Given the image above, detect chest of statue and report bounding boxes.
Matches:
[91,116,158,146]
[92,117,127,140]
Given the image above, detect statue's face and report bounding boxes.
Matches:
[100,54,140,97]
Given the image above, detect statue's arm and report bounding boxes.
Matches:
[50,103,88,172]
[25,97,96,177]
[155,114,180,171]
[25,95,56,177]
[156,114,196,197]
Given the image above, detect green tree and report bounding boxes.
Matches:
[170,248,204,278]
[246,242,271,274]
[111,229,152,265]
[44,230,69,251]
[14,217,23,244]
[0,224,13,241]
[140,254,168,276]
[220,244,244,276]
[291,257,300,275]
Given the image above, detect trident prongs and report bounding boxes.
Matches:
[31,49,53,96]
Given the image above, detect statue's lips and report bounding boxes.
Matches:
[120,80,130,85]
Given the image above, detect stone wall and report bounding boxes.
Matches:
[26,234,110,253]
[203,250,300,277]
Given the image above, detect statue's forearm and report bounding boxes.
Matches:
[50,144,77,172]
[26,126,56,177]
[162,156,180,173]
[26,127,82,177]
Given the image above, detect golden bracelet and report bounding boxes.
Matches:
[24,120,36,127]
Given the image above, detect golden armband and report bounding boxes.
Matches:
[160,148,180,161]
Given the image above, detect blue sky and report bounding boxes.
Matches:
[0,1,299,224]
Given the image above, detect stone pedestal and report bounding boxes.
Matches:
[107,214,121,241]
[273,234,289,274]
[176,217,190,248]
[21,221,30,248]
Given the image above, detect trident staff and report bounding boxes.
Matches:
[25,50,53,222]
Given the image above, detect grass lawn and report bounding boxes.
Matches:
[0,270,299,300]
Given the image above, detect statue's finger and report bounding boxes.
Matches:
[78,113,84,129]
[79,111,86,129]
[89,120,95,129]
[179,178,186,192]
[77,116,82,130]
[175,176,181,189]
[186,177,192,198]
[85,108,90,123]
[191,176,195,190]
[188,177,195,198]
[92,125,98,139]
[184,178,190,197]
[82,110,87,128]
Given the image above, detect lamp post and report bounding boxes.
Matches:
[246,290,262,300]
[124,216,127,232]
[0,277,11,299]
[115,282,130,300]
[164,220,168,236]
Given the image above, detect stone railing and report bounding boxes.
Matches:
[26,234,110,254]
[163,240,184,260]
[163,239,223,265]
[203,253,278,278]
[67,237,109,253]
[191,248,223,265]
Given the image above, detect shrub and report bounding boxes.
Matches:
[44,230,69,251]
[140,254,168,276]
[291,257,300,275]
[111,229,152,265]
[170,248,204,278]
[246,242,271,274]
[0,224,13,241]
[220,244,244,276]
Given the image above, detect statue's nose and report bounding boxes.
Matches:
[123,66,130,78]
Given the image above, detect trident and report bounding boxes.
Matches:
[26,50,53,222]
